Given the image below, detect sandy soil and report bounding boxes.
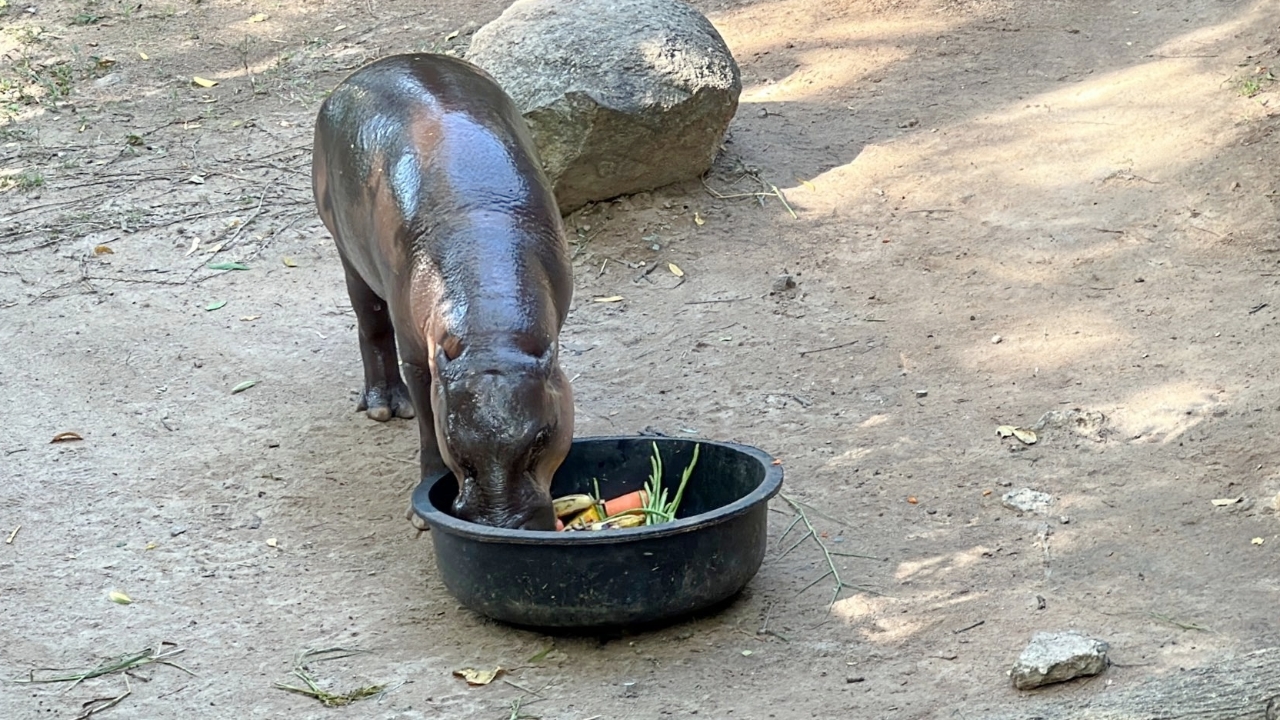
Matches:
[3,0,1280,717]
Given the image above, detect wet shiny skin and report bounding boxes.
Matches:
[311,54,574,530]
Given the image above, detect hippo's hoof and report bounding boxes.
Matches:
[357,383,416,422]
[406,502,430,535]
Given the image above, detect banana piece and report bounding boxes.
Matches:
[552,494,597,519]
[564,504,603,530]
[589,511,646,531]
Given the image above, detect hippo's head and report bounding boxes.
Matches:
[430,342,573,531]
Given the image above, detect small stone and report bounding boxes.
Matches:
[991,334,1003,344]
[1011,631,1109,690]
[93,73,123,89]
[170,525,188,537]
[1059,515,1071,524]
[846,676,865,683]
[1002,488,1055,514]
[914,389,928,398]
[771,274,796,292]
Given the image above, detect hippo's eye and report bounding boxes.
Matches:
[526,429,550,465]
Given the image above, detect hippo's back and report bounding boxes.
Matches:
[314,54,557,220]
[312,53,571,346]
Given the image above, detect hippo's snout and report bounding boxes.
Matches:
[452,487,556,531]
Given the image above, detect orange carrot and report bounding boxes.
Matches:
[604,489,649,517]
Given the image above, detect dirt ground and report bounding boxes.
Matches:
[3,0,1280,717]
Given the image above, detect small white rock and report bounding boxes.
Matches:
[1002,488,1054,514]
[991,334,1003,344]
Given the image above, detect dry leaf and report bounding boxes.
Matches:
[266,538,278,548]
[694,212,705,226]
[453,667,503,686]
[996,425,1037,445]
[593,296,624,303]
[282,256,297,268]
[108,591,132,605]
[333,24,348,32]
[248,12,268,22]
[1211,497,1242,507]
[204,241,225,255]
[187,175,205,184]
[800,178,816,191]
[240,315,261,322]
[145,541,157,550]
[1252,537,1265,545]
[982,489,993,496]
[138,51,149,60]
[741,650,754,657]
[907,496,918,504]
[205,300,227,311]
[192,76,218,88]
[51,431,83,443]
[93,244,114,255]
[185,238,200,256]
[231,380,258,394]
[445,30,460,41]
[668,263,685,277]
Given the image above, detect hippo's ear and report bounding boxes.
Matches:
[440,335,464,360]
[534,342,558,376]
[434,336,464,380]
[435,344,457,381]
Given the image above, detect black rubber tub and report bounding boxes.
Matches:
[411,435,783,630]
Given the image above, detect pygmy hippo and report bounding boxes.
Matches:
[311,54,574,531]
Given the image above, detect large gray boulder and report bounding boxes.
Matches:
[467,0,741,214]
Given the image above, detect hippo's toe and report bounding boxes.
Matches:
[358,383,416,422]
[406,502,430,535]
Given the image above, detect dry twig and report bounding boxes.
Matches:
[701,162,798,219]
[777,494,865,608]
[9,643,193,690]
[272,647,385,707]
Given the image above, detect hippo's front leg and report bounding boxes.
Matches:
[401,360,447,531]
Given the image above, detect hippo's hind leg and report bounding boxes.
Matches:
[339,257,415,422]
